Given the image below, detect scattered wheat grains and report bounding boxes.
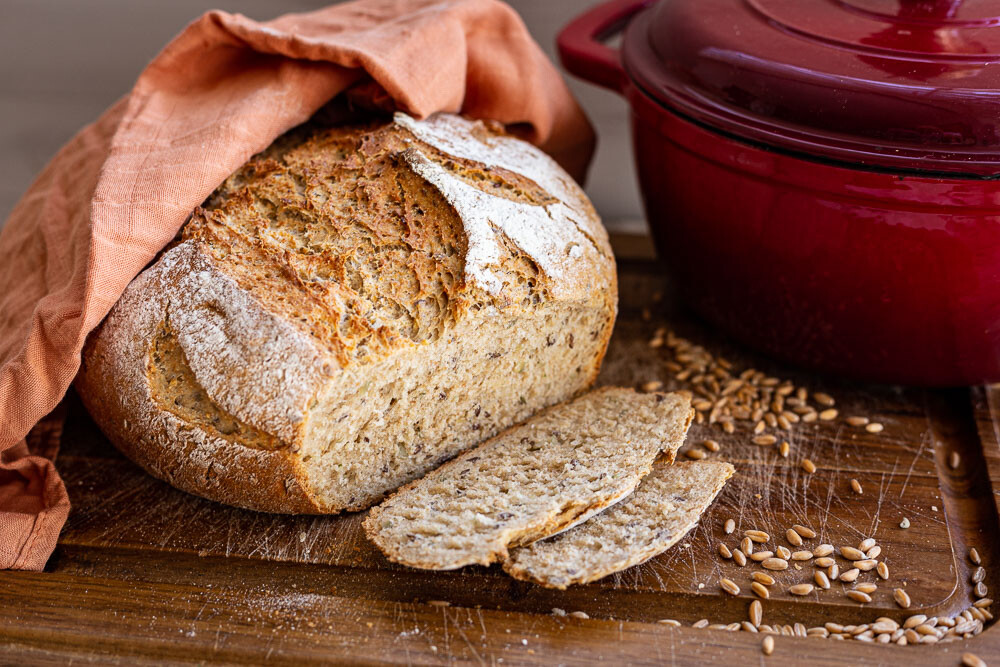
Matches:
[963,654,987,667]
[970,547,982,565]
[858,538,876,551]
[866,422,884,433]
[815,557,835,568]
[850,478,863,494]
[779,441,790,457]
[761,635,775,656]
[745,530,769,543]
[840,568,860,583]
[894,588,911,609]
[973,566,986,583]
[763,558,789,571]
[819,408,838,421]
[703,439,721,452]
[721,578,740,596]
[846,416,869,427]
[815,571,831,589]
[741,537,754,555]
[847,590,872,603]
[789,583,814,596]
[899,517,910,529]
[427,600,451,607]
[723,518,735,535]
[785,529,803,547]
[733,549,747,567]
[752,572,775,585]
[877,562,889,580]
[753,435,777,446]
[949,450,961,470]
[814,544,834,557]
[801,459,817,474]
[749,600,762,626]
[641,380,663,392]
[840,546,866,561]
[791,550,812,561]
[855,583,877,594]
[750,551,774,562]
[751,582,770,599]
[685,448,707,460]
[718,543,733,559]
[775,545,791,560]
[792,524,816,539]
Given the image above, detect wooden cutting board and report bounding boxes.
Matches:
[3,242,999,665]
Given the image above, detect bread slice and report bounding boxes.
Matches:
[76,112,616,514]
[503,460,734,588]
[363,387,694,570]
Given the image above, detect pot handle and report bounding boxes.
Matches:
[556,0,653,94]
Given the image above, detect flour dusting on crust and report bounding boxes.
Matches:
[395,112,611,299]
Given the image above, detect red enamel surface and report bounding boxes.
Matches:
[559,0,1000,384]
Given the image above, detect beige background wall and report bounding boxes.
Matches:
[0,0,645,233]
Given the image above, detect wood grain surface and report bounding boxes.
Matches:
[2,255,999,665]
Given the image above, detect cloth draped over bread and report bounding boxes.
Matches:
[0,0,595,570]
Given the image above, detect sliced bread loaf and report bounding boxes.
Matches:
[503,460,734,588]
[363,387,694,570]
[77,112,616,514]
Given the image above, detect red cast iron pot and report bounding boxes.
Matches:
[558,0,1000,385]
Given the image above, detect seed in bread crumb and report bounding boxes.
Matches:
[899,517,910,529]
[850,478,863,494]
[866,422,884,433]
[762,635,775,655]
[641,380,663,392]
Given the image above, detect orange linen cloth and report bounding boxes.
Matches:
[0,0,595,570]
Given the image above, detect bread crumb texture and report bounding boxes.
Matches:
[77,113,617,514]
[364,388,694,570]
[504,460,734,588]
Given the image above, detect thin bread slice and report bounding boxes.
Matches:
[363,387,694,570]
[503,460,734,588]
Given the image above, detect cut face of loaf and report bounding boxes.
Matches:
[363,388,695,570]
[76,112,617,514]
[503,460,734,588]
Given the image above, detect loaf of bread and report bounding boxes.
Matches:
[364,387,695,570]
[77,112,617,514]
[504,460,734,588]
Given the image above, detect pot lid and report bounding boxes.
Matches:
[622,0,1000,176]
